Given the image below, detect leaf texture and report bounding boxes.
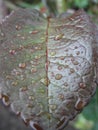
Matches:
[0,9,97,130]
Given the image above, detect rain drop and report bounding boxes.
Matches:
[50,51,56,56]
[70,68,75,73]
[79,83,86,88]
[9,49,16,55]
[19,63,26,69]
[54,33,64,40]
[75,98,86,110]
[29,30,39,34]
[31,67,37,73]
[55,74,62,80]
[49,104,57,111]
[15,25,21,30]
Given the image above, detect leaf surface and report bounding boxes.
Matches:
[0,9,97,130]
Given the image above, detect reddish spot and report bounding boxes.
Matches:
[45,63,48,71]
[33,123,43,130]
[40,7,47,13]
[56,117,67,129]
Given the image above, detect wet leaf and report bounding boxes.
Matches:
[0,9,97,130]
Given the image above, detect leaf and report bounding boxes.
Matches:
[0,9,97,130]
[74,0,89,8]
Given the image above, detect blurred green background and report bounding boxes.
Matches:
[0,0,98,130]
[3,0,98,15]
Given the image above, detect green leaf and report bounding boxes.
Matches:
[92,122,98,130]
[74,0,89,8]
[82,88,98,122]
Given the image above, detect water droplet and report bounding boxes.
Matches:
[17,34,21,37]
[12,69,21,76]
[40,77,50,86]
[20,86,28,92]
[64,82,68,87]
[58,94,64,100]
[54,33,64,40]
[29,30,39,34]
[40,88,45,93]
[26,104,33,108]
[60,56,65,60]
[40,37,45,40]
[50,51,56,56]
[70,68,75,73]
[2,95,10,106]
[19,63,26,69]
[20,74,25,80]
[28,95,35,100]
[64,65,69,68]
[31,67,37,73]
[79,83,86,88]
[1,32,4,37]
[19,45,24,50]
[34,46,39,50]
[11,81,18,86]
[49,104,57,111]
[55,74,62,80]
[21,36,25,40]
[75,98,86,110]
[58,66,62,70]
[30,61,34,64]
[6,75,12,79]
[35,55,41,60]
[76,51,80,55]
[9,49,16,55]
[72,60,79,65]
[15,25,21,30]
[31,122,43,130]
